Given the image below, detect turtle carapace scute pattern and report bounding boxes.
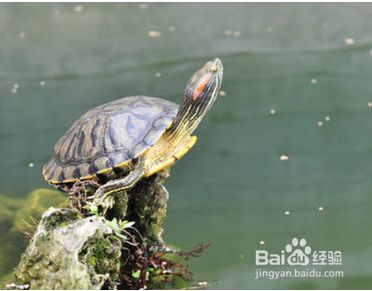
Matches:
[43,96,178,183]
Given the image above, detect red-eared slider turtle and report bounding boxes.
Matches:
[43,58,223,205]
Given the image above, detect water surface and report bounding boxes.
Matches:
[1,3,372,289]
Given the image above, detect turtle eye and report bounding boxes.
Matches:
[192,73,212,101]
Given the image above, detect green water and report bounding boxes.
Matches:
[1,3,372,289]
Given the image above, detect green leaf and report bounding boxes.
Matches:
[89,205,98,215]
[114,232,127,240]
[132,270,141,279]
[124,221,135,228]
[118,219,128,228]
[106,218,120,231]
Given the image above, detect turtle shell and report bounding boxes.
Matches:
[43,96,178,184]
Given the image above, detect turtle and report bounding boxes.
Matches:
[43,58,223,206]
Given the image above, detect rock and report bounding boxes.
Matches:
[15,207,122,290]
[126,179,169,243]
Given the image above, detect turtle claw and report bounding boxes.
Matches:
[101,195,115,209]
[87,188,116,213]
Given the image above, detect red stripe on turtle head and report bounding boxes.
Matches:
[192,73,211,101]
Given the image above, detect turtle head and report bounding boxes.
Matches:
[184,58,223,108]
[169,58,223,136]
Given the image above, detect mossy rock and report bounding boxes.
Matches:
[15,207,122,290]
[13,188,66,234]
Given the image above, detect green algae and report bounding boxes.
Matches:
[13,188,66,234]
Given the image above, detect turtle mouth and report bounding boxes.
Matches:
[210,58,223,74]
[208,58,223,90]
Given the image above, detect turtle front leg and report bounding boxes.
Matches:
[90,163,145,208]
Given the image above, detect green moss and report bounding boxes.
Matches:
[79,234,122,284]
[42,208,81,231]
[87,256,97,268]
[93,239,111,259]
[106,191,128,221]
[95,243,112,273]
[126,180,169,243]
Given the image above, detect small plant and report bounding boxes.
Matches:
[87,204,99,216]
[105,218,135,240]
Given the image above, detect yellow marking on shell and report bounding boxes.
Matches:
[96,168,112,175]
[61,178,80,183]
[144,135,197,177]
[47,175,94,185]
[46,155,135,184]
[114,159,132,168]
[48,179,61,185]
[95,158,133,176]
